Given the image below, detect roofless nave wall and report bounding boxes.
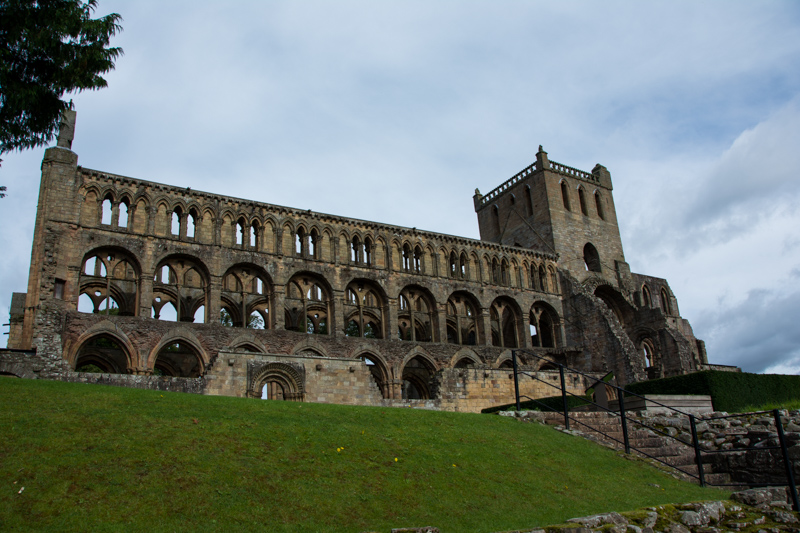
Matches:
[3,111,709,412]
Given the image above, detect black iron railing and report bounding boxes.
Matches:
[510,349,799,512]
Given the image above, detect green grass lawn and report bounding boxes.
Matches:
[0,378,727,533]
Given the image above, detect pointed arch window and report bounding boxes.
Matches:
[186,209,197,239]
[172,208,183,237]
[344,281,384,338]
[560,181,571,211]
[397,287,433,342]
[595,191,605,220]
[578,187,588,216]
[285,275,329,334]
[118,200,129,229]
[101,196,113,225]
[446,293,478,345]
[660,288,672,315]
[413,246,422,274]
[642,285,652,308]
[402,244,412,272]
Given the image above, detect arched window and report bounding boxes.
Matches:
[295,228,306,257]
[153,341,204,378]
[459,253,468,280]
[446,293,478,345]
[74,334,130,374]
[583,243,601,273]
[351,236,363,264]
[642,285,652,308]
[221,264,271,328]
[397,287,434,342]
[595,191,605,220]
[101,196,113,225]
[578,187,588,216]
[490,298,519,348]
[492,205,500,233]
[413,246,423,273]
[310,229,319,259]
[285,274,330,334]
[449,252,457,278]
[500,259,509,286]
[491,258,500,285]
[172,208,183,237]
[530,303,558,348]
[152,255,207,323]
[560,181,571,211]
[402,356,435,399]
[402,244,412,272]
[79,249,139,317]
[538,265,548,292]
[344,281,384,339]
[548,267,559,295]
[249,222,258,248]
[364,236,372,266]
[660,288,672,315]
[186,209,197,239]
[118,200,129,229]
[236,218,246,246]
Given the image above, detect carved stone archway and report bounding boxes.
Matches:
[247,361,305,401]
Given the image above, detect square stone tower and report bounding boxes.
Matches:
[474,145,631,289]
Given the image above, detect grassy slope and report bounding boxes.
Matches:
[0,378,727,533]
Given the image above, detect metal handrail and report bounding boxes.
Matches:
[509,349,799,511]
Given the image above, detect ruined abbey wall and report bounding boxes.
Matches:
[3,112,708,410]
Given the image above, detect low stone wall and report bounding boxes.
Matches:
[59,372,205,394]
[498,488,798,533]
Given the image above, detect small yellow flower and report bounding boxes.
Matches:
[394,457,398,462]
[452,464,457,467]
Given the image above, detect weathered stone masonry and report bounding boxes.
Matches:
[3,112,710,411]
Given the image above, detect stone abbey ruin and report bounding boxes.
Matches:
[2,111,713,412]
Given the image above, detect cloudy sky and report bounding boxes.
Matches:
[2,1,799,374]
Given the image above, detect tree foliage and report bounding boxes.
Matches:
[0,0,122,155]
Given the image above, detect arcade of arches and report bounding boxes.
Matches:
[6,128,710,413]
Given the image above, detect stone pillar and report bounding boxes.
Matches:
[139,273,153,318]
[272,286,285,329]
[207,277,222,325]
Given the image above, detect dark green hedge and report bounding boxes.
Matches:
[481,394,592,414]
[625,370,800,412]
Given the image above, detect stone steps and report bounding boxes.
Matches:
[544,411,737,486]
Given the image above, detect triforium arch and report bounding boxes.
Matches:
[445,291,480,346]
[71,331,135,374]
[397,285,436,342]
[451,348,481,369]
[285,272,332,335]
[400,350,437,400]
[530,301,560,348]
[344,279,386,339]
[489,296,521,348]
[78,247,140,317]
[220,263,272,329]
[594,284,635,328]
[354,350,391,399]
[149,335,207,378]
[248,362,305,401]
[152,254,209,323]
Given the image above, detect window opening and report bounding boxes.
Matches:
[595,191,605,220]
[560,182,571,211]
[186,211,196,239]
[101,197,113,225]
[118,201,129,228]
[578,187,588,216]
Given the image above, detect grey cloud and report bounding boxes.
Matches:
[695,287,800,373]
